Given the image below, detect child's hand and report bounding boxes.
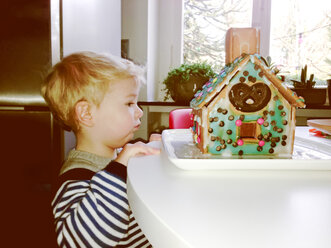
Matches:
[149,133,162,142]
[115,142,161,166]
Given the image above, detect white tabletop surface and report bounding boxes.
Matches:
[127,127,331,248]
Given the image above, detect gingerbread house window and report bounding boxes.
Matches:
[239,122,257,139]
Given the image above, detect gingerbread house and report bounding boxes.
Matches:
[190,51,305,156]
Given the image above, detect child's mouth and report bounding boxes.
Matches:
[134,124,141,130]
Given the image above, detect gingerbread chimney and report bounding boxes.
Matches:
[225,27,260,64]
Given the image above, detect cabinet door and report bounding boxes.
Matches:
[0,0,51,106]
[0,110,62,247]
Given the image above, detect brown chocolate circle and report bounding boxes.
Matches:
[228,83,271,112]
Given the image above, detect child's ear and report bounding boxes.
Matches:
[75,101,94,127]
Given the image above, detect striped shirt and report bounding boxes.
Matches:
[52,150,152,248]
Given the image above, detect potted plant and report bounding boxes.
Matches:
[162,63,216,104]
[291,65,327,107]
[261,56,280,75]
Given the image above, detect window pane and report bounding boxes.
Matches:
[270,0,331,81]
[183,0,253,72]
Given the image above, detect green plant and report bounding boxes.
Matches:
[261,56,280,75]
[162,63,216,101]
[291,65,316,89]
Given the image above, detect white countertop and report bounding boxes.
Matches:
[127,127,331,248]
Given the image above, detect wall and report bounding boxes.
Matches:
[121,0,148,101]
[121,0,183,101]
[63,0,121,56]
[252,0,271,57]
[147,0,159,101]
[62,0,121,156]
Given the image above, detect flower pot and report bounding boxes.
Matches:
[171,75,209,104]
[293,88,327,107]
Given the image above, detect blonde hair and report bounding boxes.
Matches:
[41,51,145,132]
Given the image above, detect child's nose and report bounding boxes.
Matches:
[135,105,143,119]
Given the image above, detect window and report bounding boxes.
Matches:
[270,0,331,80]
[183,0,253,72]
[183,0,331,81]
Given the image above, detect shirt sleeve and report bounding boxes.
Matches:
[52,161,129,248]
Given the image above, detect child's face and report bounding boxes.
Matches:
[92,77,143,149]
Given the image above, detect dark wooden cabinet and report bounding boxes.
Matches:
[0,109,62,247]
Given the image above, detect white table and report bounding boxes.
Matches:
[127,127,331,248]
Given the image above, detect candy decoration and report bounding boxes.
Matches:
[235,119,242,126]
[258,140,265,147]
[237,139,244,146]
[309,129,331,139]
[257,118,264,125]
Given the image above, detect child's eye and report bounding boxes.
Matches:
[127,102,135,107]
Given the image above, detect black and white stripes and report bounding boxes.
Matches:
[52,161,151,248]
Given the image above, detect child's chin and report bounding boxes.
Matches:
[122,133,134,144]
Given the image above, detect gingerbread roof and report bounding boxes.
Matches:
[190,54,305,109]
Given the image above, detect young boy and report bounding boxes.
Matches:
[41,52,160,248]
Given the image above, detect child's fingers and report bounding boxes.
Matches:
[149,133,162,142]
[141,145,161,155]
[115,142,160,166]
[132,142,161,156]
